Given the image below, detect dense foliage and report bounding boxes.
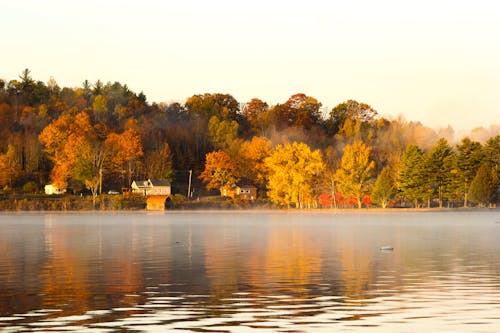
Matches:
[1,70,499,208]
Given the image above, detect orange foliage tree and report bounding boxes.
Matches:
[40,112,111,200]
[199,150,238,195]
[239,136,272,188]
[105,128,143,186]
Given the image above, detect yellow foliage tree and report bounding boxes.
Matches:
[208,116,239,150]
[0,144,20,188]
[335,140,375,208]
[265,142,324,208]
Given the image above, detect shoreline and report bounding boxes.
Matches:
[0,207,498,214]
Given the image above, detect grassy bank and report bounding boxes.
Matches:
[0,194,147,211]
[0,193,497,211]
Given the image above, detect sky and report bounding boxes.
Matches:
[2,0,500,132]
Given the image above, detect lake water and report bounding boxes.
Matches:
[1,210,500,332]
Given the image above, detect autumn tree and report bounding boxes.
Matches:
[242,98,269,135]
[270,93,322,130]
[106,128,144,186]
[40,112,110,202]
[265,142,324,208]
[199,150,238,195]
[327,100,378,136]
[371,117,408,170]
[142,142,173,181]
[372,166,397,208]
[92,94,109,123]
[68,132,108,200]
[184,93,240,167]
[208,116,239,150]
[185,93,240,120]
[335,140,375,208]
[323,146,341,208]
[39,114,76,188]
[236,136,272,189]
[0,144,20,188]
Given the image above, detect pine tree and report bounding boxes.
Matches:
[456,138,483,207]
[483,135,500,176]
[427,138,456,208]
[398,145,426,207]
[469,163,499,207]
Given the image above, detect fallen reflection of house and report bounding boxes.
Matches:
[131,179,171,196]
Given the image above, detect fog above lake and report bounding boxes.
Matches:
[1,210,500,332]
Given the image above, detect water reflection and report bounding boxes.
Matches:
[0,211,499,332]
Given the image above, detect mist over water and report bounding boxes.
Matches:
[1,210,500,332]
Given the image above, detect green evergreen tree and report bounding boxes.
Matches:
[398,145,426,207]
[372,166,397,208]
[483,135,500,176]
[456,138,483,207]
[427,138,456,208]
[469,162,499,207]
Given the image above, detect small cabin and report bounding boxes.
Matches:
[44,184,66,195]
[131,179,171,196]
[222,179,257,200]
[235,179,257,200]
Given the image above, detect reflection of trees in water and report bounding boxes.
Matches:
[40,223,94,315]
[204,223,322,297]
[0,222,46,315]
[39,222,147,315]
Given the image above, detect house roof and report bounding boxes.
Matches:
[235,178,256,188]
[132,180,151,188]
[150,179,171,186]
[132,179,171,188]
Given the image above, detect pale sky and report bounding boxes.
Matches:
[2,0,500,132]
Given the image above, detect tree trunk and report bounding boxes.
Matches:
[438,186,443,208]
[99,168,103,196]
[331,178,337,209]
[463,181,468,208]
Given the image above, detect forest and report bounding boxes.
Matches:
[0,69,499,209]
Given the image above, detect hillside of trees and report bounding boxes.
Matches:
[1,69,499,209]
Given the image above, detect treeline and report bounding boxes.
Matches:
[0,69,499,208]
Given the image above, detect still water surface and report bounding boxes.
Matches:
[1,210,500,332]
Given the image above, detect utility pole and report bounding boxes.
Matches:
[187,170,192,200]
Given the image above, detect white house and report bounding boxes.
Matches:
[44,184,66,195]
[131,179,171,196]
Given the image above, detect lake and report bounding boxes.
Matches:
[1,210,500,332]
